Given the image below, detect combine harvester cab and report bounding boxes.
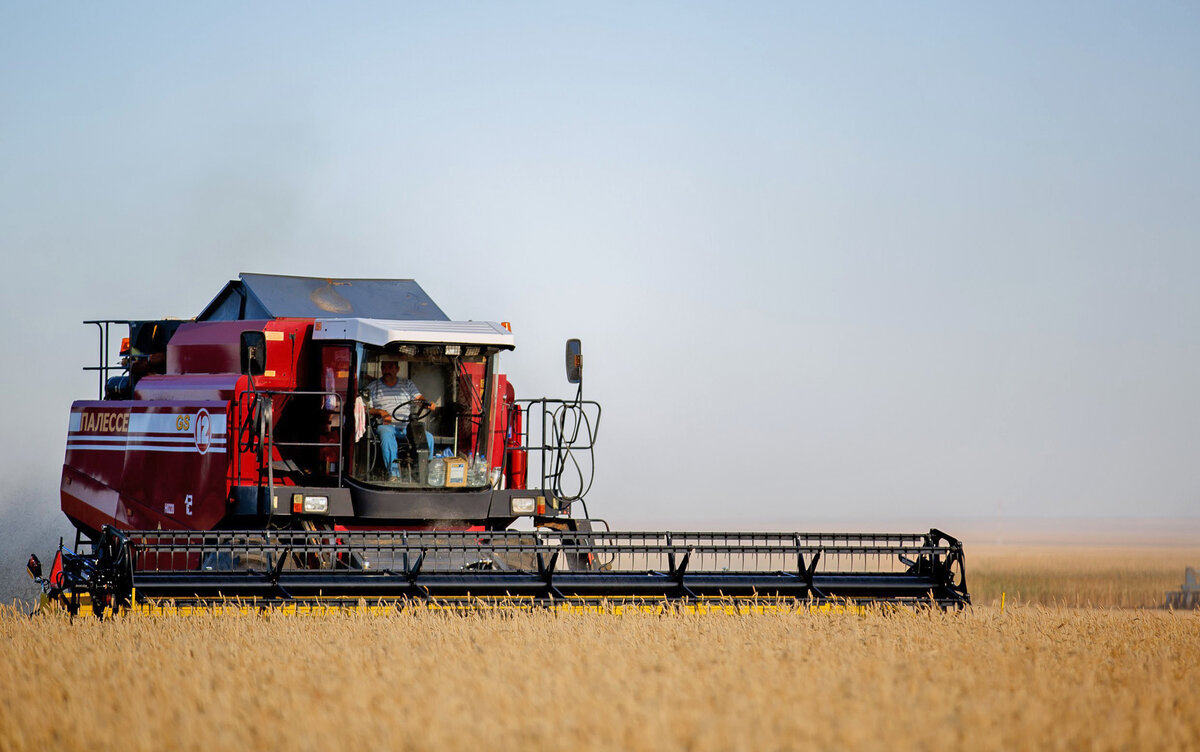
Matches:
[32,274,969,615]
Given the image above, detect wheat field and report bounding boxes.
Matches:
[970,544,1198,608]
[1,544,1197,752]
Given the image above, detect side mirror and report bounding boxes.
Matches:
[565,338,582,384]
[240,331,267,376]
[27,554,42,581]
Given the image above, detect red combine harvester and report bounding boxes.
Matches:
[29,274,969,614]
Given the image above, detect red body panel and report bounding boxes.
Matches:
[504,381,527,489]
[135,374,242,401]
[160,318,313,387]
[62,401,230,533]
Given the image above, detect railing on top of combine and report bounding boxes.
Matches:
[32,526,969,614]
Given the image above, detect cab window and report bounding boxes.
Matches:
[351,345,494,488]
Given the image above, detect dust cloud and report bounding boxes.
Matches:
[0,484,76,608]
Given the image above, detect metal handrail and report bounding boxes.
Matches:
[81,319,131,399]
[231,389,347,504]
[508,397,602,501]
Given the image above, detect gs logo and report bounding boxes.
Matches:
[175,415,191,431]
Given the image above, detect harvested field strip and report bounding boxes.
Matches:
[969,545,1199,607]
[1,605,1196,751]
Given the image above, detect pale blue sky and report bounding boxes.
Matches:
[1,3,1198,533]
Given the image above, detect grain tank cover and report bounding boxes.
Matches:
[314,318,515,349]
[197,273,449,321]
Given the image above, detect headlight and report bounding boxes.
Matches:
[511,497,536,515]
[293,494,329,514]
[304,495,329,513]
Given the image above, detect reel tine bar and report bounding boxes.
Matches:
[92,527,969,609]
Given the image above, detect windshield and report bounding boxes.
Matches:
[351,344,495,488]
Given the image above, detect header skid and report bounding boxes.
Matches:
[314,318,515,349]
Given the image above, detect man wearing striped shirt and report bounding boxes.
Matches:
[369,357,432,479]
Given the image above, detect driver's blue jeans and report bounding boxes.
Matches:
[376,423,435,477]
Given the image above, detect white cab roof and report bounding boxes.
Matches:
[313,318,515,349]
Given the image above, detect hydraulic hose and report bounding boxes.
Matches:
[545,384,599,506]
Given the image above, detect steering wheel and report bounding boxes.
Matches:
[392,399,433,423]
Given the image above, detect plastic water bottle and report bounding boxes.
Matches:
[468,454,488,486]
[427,457,446,487]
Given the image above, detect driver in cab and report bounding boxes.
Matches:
[369,356,435,479]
